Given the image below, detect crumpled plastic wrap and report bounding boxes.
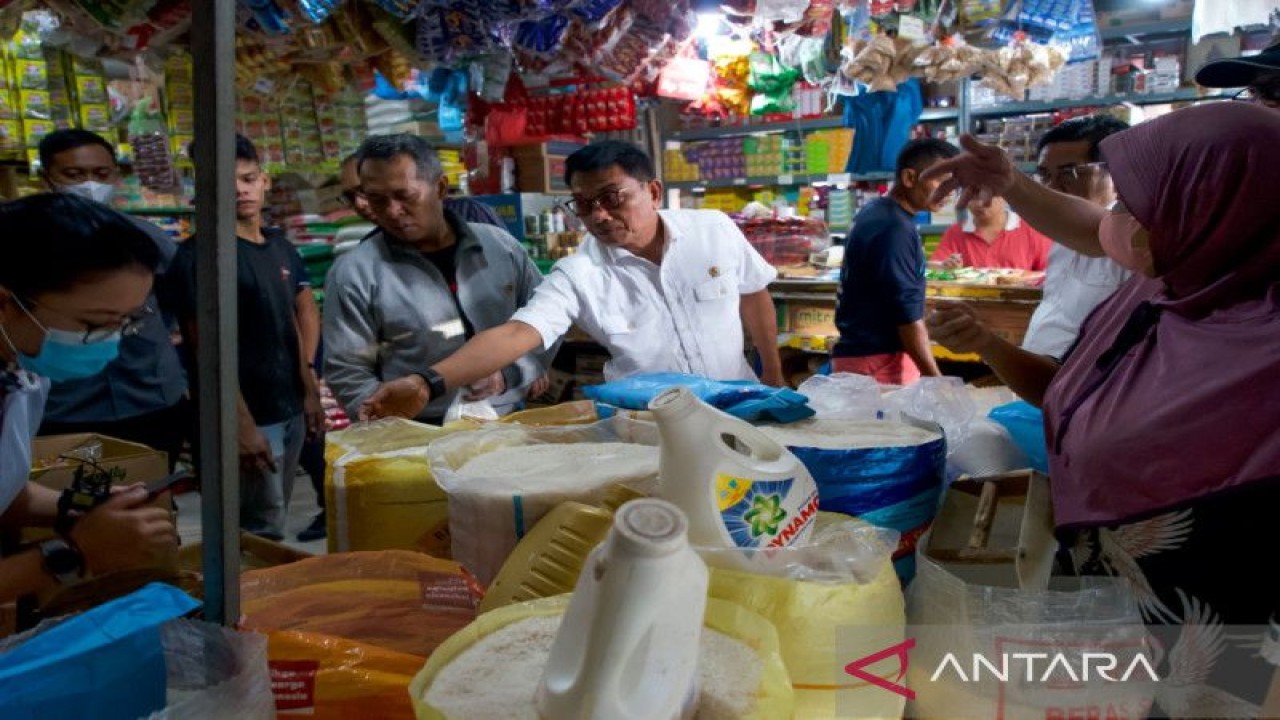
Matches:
[409,595,796,720]
[702,517,908,720]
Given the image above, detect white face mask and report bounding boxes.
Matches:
[60,180,116,205]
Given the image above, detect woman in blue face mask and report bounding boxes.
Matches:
[0,193,178,602]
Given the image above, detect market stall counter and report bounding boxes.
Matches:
[770,277,1044,365]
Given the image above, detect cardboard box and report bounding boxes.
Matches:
[787,301,838,336]
[516,153,569,193]
[26,433,170,544]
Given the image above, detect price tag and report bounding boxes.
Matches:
[899,15,927,41]
[733,178,746,186]
[778,174,794,185]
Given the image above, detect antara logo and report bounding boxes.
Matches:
[843,639,1159,702]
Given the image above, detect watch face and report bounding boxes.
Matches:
[42,539,83,579]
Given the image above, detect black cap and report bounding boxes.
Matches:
[1195,41,1280,88]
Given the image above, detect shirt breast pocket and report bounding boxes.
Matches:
[693,275,734,303]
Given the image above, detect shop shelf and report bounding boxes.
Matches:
[668,107,958,142]
[970,88,1235,118]
[1098,17,1192,42]
[665,171,893,190]
[122,206,197,215]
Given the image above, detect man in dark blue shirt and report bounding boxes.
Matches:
[833,138,958,384]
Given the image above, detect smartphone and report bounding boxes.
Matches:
[144,471,191,500]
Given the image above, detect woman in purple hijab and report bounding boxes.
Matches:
[927,102,1280,714]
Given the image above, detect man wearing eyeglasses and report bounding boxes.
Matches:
[33,130,189,472]
[926,115,1130,404]
[324,134,548,425]
[1196,39,1280,109]
[358,140,784,422]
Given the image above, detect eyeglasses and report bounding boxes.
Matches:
[562,186,637,217]
[338,189,364,208]
[20,297,153,344]
[1033,162,1108,186]
[1232,84,1280,107]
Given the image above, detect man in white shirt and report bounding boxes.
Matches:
[359,140,785,420]
[926,115,1130,405]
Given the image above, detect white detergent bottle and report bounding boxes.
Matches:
[536,499,708,720]
[648,386,820,551]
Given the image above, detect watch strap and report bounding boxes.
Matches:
[413,368,447,401]
[40,537,85,585]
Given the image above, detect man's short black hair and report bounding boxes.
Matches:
[235,134,260,164]
[37,129,117,170]
[1036,115,1130,161]
[564,141,656,186]
[895,138,959,177]
[355,134,443,181]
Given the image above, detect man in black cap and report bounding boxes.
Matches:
[1195,39,1280,108]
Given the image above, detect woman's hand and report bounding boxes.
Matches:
[925,302,997,354]
[69,486,177,575]
[922,135,1018,211]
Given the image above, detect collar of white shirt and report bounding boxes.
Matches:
[601,213,679,265]
[963,210,1021,233]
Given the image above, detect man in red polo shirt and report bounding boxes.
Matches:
[930,195,1051,271]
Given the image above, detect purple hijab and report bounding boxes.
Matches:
[1043,102,1280,529]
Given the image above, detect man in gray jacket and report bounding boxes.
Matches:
[323,134,546,423]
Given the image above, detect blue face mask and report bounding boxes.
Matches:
[1,299,122,382]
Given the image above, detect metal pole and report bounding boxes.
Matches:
[191,0,240,626]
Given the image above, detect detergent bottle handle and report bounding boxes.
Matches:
[712,417,786,464]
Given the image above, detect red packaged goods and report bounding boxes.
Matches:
[734,216,830,266]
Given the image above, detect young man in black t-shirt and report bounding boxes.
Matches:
[169,135,322,540]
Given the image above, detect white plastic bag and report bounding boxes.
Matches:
[429,416,660,584]
[144,620,274,720]
[883,376,978,455]
[796,372,885,420]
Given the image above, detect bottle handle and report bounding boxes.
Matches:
[714,420,785,463]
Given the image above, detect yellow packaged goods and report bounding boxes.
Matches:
[240,550,481,659]
[479,485,646,613]
[410,596,795,720]
[427,417,659,584]
[324,418,476,555]
[704,516,907,720]
[266,630,424,720]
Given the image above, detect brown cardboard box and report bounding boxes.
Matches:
[787,302,838,336]
[516,153,569,193]
[26,433,170,544]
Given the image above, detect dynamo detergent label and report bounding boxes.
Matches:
[716,474,820,548]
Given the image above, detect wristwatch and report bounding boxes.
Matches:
[40,537,85,585]
[413,368,447,402]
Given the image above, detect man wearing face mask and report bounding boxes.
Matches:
[357,140,785,422]
[34,129,189,471]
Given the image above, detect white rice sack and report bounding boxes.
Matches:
[429,418,659,585]
[424,614,762,720]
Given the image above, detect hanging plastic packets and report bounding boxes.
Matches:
[748,51,800,115]
[514,13,571,56]
[291,0,340,24]
[243,0,291,35]
[569,0,624,28]
[129,95,179,191]
[370,0,418,20]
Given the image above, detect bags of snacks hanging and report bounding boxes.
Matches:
[128,95,179,191]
